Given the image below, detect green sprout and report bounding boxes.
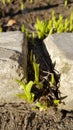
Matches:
[16,54,43,104]
[7,0,11,4]
[69,12,73,32]
[2,0,6,5]
[64,0,68,6]
[16,80,35,103]
[21,24,25,33]
[35,11,73,39]
[1,0,11,4]
[34,101,47,111]
[20,1,25,11]
[29,0,33,3]
[0,27,3,32]
[21,24,29,39]
[35,18,48,39]
[33,55,43,89]
[33,55,40,83]
[64,18,69,32]
[53,99,60,105]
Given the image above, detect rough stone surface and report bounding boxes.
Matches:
[0,31,27,103]
[0,31,24,52]
[43,33,73,111]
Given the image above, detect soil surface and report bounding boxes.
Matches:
[0,0,73,32]
[0,102,73,130]
[0,0,73,130]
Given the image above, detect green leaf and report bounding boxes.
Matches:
[25,81,34,94]
[23,81,34,103]
[33,55,40,83]
[2,0,6,5]
[0,27,3,32]
[35,102,47,111]
[21,2,25,11]
[16,93,27,100]
[21,24,25,33]
[33,62,40,83]
[49,28,53,35]
[16,80,35,103]
[64,18,69,31]
[50,74,55,87]
[64,0,68,6]
[57,24,64,33]
[7,0,11,3]
[53,99,60,105]
[30,50,33,62]
[47,20,53,30]
[58,14,63,23]
[35,18,48,39]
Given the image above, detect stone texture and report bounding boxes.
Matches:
[0,31,27,103]
[0,31,24,52]
[43,33,73,111]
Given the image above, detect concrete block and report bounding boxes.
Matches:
[44,33,73,111]
[0,31,28,103]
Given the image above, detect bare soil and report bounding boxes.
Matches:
[0,102,73,130]
[0,0,73,32]
[0,0,73,130]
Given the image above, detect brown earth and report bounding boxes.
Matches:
[0,0,73,130]
[0,102,73,130]
[0,0,73,32]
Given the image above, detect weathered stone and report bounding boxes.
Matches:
[43,33,73,111]
[0,31,24,52]
[0,31,27,103]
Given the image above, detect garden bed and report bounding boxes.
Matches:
[0,0,73,130]
[0,0,73,32]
